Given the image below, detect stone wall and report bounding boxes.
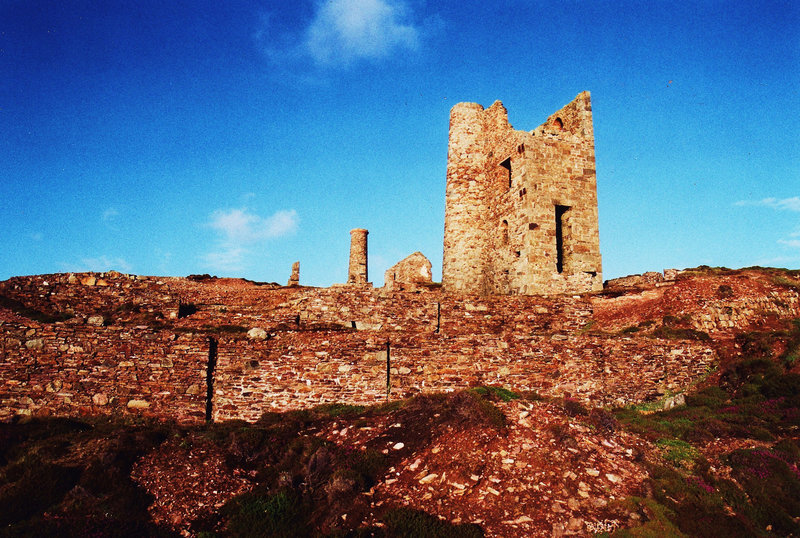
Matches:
[0,272,723,423]
[0,319,208,422]
[593,270,800,336]
[443,92,603,296]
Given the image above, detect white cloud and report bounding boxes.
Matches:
[751,255,800,267]
[305,0,419,66]
[61,256,132,273]
[203,208,298,273]
[258,0,423,69]
[208,208,298,243]
[735,197,800,211]
[779,239,800,249]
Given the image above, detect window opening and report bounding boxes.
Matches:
[499,158,511,188]
[501,220,509,245]
[555,205,570,273]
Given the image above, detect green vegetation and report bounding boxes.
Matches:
[313,403,367,417]
[655,439,698,468]
[382,507,484,537]
[771,274,800,291]
[222,490,310,537]
[605,497,685,537]
[613,319,800,537]
[469,385,520,402]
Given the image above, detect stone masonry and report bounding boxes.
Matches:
[442,92,602,296]
[348,228,369,285]
[0,272,728,423]
[4,268,798,424]
[287,261,300,287]
[384,252,433,291]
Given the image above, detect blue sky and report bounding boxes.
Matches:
[2,0,799,286]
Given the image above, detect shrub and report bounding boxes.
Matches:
[685,386,729,408]
[563,397,588,417]
[727,448,800,535]
[0,461,82,525]
[760,373,800,398]
[588,408,618,433]
[716,285,734,298]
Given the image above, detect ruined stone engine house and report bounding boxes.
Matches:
[443,91,602,296]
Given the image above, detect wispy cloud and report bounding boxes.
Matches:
[101,207,120,222]
[735,197,800,211]
[202,208,298,273]
[779,239,800,249]
[258,0,426,69]
[61,256,132,273]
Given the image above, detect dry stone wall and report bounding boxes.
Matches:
[0,272,727,423]
[595,270,800,336]
[0,319,208,422]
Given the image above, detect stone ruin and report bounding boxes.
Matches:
[347,228,369,285]
[442,91,602,296]
[384,252,433,292]
[296,92,602,297]
[287,261,300,287]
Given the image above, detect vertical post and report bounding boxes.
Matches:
[385,340,391,401]
[205,337,218,423]
[436,302,441,333]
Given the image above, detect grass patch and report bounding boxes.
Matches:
[469,385,520,402]
[382,507,484,537]
[772,274,800,291]
[614,319,800,536]
[313,403,367,417]
[655,439,698,468]
[223,490,309,537]
[651,325,710,342]
[607,497,685,537]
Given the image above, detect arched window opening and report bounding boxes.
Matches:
[501,219,509,245]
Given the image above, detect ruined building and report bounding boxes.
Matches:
[442,91,603,295]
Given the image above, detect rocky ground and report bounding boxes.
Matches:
[2,266,800,536]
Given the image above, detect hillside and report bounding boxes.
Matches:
[1,266,800,536]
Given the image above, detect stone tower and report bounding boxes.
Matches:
[442,91,602,295]
[347,228,369,285]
